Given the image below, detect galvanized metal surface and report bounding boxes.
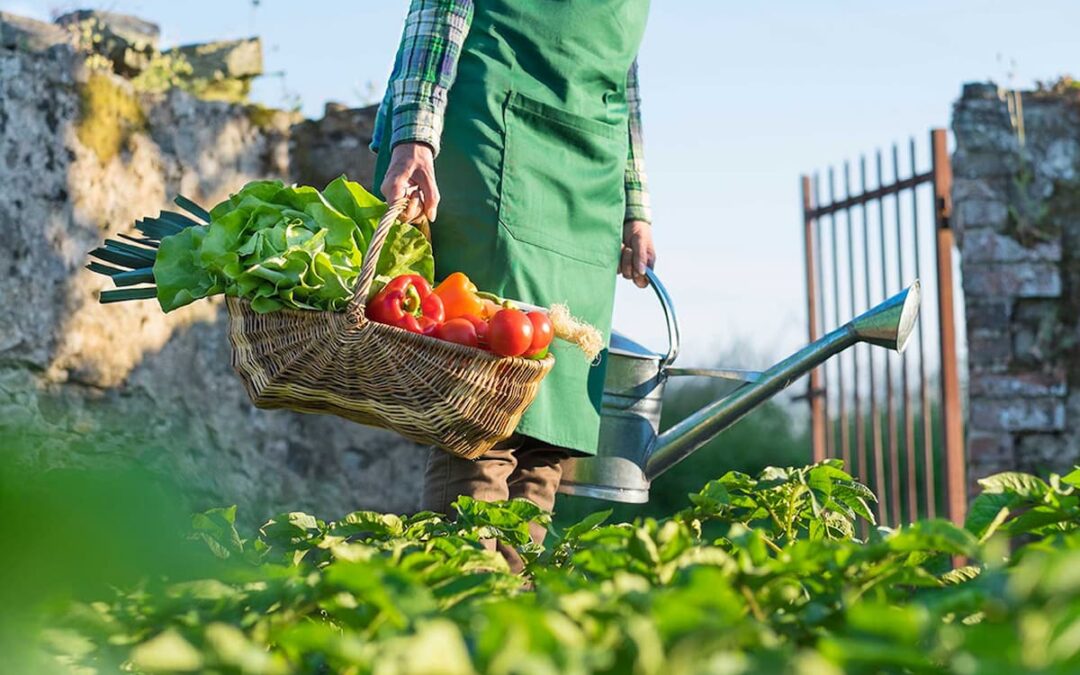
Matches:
[559,456,652,503]
[665,367,761,383]
[558,271,919,504]
[557,271,675,502]
[644,284,919,482]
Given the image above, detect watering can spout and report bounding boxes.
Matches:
[847,280,921,352]
[643,281,921,481]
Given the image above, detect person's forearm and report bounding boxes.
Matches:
[388,0,474,155]
[624,59,652,224]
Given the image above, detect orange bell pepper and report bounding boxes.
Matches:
[434,272,486,321]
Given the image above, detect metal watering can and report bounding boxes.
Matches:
[558,270,921,504]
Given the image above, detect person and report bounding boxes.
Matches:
[372,0,655,572]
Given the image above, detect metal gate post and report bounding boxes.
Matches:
[931,128,967,526]
[801,175,827,463]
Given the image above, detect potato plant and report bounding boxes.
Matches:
[37,461,1080,674]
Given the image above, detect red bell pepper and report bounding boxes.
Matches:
[366,275,445,333]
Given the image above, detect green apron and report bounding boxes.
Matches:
[375,0,650,455]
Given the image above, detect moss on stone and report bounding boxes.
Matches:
[76,73,147,164]
[188,77,251,104]
[130,52,194,94]
[244,103,280,131]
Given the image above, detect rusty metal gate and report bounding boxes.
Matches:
[801,128,966,527]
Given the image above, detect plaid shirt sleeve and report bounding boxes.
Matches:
[372,0,473,156]
[624,59,652,224]
[375,2,652,223]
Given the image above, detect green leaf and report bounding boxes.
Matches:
[628,526,661,566]
[130,630,204,673]
[832,483,877,525]
[205,623,288,675]
[1004,505,1078,536]
[806,465,835,517]
[330,511,405,539]
[941,565,982,585]
[690,480,731,512]
[966,491,1016,538]
[190,506,244,559]
[560,508,613,542]
[100,287,158,303]
[110,267,156,287]
[157,210,201,230]
[199,209,248,274]
[978,472,1051,498]
[846,601,929,643]
[719,471,756,492]
[370,222,436,297]
[89,245,154,269]
[887,519,979,557]
[153,226,221,311]
[260,512,324,555]
[175,194,211,223]
[209,180,285,220]
[322,175,384,246]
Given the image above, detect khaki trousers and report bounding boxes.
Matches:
[420,435,568,573]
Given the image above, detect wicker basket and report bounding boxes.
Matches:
[225,196,554,459]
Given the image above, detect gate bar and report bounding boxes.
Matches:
[860,156,887,525]
[910,137,936,519]
[931,128,966,526]
[876,150,901,525]
[828,169,851,472]
[814,175,835,461]
[893,144,917,523]
[844,163,867,484]
[801,175,827,463]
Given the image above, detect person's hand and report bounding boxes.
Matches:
[380,141,440,223]
[620,219,656,288]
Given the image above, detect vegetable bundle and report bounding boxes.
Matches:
[366,272,556,359]
[89,176,602,360]
[88,177,434,314]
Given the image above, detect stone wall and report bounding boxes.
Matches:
[0,11,423,525]
[952,81,1080,487]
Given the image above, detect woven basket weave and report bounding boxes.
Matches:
[225,196,554,459]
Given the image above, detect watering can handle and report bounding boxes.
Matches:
[644,268,681,368]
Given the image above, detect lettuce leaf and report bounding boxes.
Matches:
[152,176,433,314]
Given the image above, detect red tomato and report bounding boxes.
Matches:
[460,314,490,346]
[434,318,479,348]
[489,308,534,357]
[526,311,553,353]
[523,346,549,360]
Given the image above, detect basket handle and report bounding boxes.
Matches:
[347,191,417,314]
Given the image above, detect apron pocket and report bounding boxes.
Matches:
[498,92,625,268]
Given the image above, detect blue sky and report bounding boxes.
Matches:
[10,0,1080,366]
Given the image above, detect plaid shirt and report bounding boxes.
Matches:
[372,0,652,223]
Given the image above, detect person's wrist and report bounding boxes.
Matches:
[391,140,435,157]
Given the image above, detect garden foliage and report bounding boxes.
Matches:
[41,462,1080,674]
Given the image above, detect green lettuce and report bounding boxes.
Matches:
[152,176,433,314]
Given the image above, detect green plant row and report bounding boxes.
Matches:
[43,461,1080,674]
